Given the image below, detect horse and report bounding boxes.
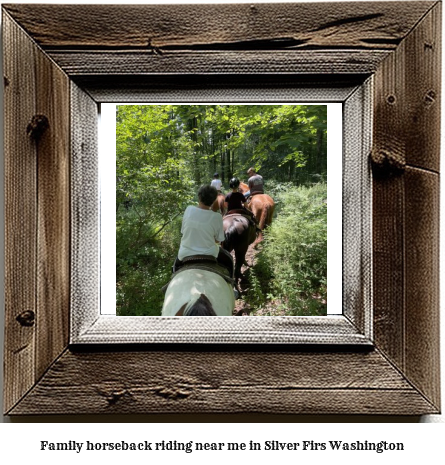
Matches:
[161,268,235,316]
[211,192,226,214]
[239,182,275,242]
[222,212,258,283]
[239,182,249,194]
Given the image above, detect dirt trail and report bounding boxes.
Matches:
[233,244,259,316]
[232,242,289,317]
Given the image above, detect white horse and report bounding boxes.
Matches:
[162,269,235,316]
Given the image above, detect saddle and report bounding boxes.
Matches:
[163,251,235,293]
[225,209,249,217]
[244,191,263,202]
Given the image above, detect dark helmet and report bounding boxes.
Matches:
[229,177,240,188]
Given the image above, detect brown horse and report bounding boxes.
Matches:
[211,192,226,214]
[239,182,275,242]
[222,213,257,283]
[239,182,249,194]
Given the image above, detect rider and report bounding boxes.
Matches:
[225,177,258,226]
[210,172,222,193]
[178,184,224,261]
[244,167,264,201]
[225,177,248,213]
[174,184,233,276]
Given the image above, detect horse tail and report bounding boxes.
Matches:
[265,201,275,227]
[258,203,269,230]
[222,221,238,252]
[184,294,217,316]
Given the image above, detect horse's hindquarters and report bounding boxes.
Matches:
[162,269,235,316]
[250,194,275,230]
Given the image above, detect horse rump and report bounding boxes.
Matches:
[183,293,217,316]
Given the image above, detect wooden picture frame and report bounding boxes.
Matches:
[2,2,441,415]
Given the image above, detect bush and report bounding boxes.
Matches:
[252,182,327,316]
[116,215,182,316]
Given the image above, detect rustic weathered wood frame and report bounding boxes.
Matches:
[2,2,441,415]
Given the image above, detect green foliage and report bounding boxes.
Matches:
[115,104,328,316]
[116,216,182,316]
[248,182,327,316]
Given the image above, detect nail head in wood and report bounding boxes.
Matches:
[424,90,436,106]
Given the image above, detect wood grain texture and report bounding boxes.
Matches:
[2,2,435,50]
[35,39,71,381]
[372,40,406,367]
[3,11,72,412]
[404,2,441,172]
[8,349,437,415]
[371,1,441,173]
[371,3,441,411]
[3,13,38,414]
[372,175,405,367]
[404,167,440,408]
[46,50,390,77]
[342,81,372,335]
[70,83,100,339]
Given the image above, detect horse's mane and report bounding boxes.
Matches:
[183,293,217,316]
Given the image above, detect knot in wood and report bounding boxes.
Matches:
[96,385,130,405]
[105,390,128,405]
[27,114,49,140]
[370,148,405,178]
[16,310,35,327]
[155,386,191,400]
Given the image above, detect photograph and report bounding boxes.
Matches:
[114,104,328,317]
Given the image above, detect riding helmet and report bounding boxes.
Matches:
[229,177,240,188]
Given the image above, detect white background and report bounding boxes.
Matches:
[1,0,444,462]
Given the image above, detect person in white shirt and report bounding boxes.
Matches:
[168,185,237,309]
[178,184,225,261]
[210,172,223,193]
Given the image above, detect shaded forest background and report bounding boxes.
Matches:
[116,104,327,316]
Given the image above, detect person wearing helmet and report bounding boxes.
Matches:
[225,177,247,213]
[210,172,222,193]
[224,178,258,229]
